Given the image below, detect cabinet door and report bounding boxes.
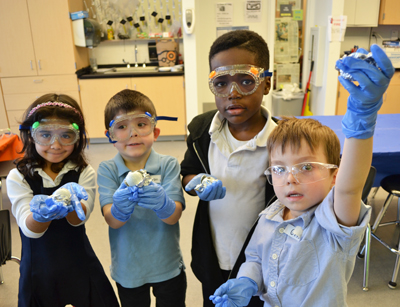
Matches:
[132,76,186,136]
[0,83,9,129]
[27,0,76,75]
[0,0,37,77]
[354,0,379,26]
[336,73,400,115]
[344,0,356,26]
[79,78,131,138]
[379,0,400,25]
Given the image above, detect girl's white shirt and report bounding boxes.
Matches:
[6,162,96,238]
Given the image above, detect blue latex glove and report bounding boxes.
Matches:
[57,183,88,221]
[185,173,226,201]
[335,44,394,139]
[209,277,258,307]
[30,195,69,223]
[137,182,176,219]
[111,182,138,222]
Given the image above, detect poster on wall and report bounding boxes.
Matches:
[216,3,233,26]
[245,0,261,23]
[276,0,300,12]
[275,63,300,89]
[328,15,347,42]
[274,18,299,63]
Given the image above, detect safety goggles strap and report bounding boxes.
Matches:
[262,71,273,77]
[19,125,31,131]
[105,130,117,144]
[155,116,178,122]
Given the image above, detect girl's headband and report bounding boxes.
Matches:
[28,102,83,120]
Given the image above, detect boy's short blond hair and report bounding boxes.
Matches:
[267,117,341,167]
[104,89,157,129]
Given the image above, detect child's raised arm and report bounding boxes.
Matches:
[334,45,394,226]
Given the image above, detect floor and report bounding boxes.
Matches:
[1,141,399,306]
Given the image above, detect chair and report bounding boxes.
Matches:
[0,209,20,284]
[0,160,20,284]
[355,166,376,291]
[359,174,400,291]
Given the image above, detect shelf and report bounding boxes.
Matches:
[99,37,183,44]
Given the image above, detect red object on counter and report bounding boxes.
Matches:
[0,134,23,162]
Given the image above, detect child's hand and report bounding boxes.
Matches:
[57,183,88,221]
[137,182,176,219]
[111,182,138,222]
[185,173,226,201]
[30,195,69,223]
[335,44,394,139]
[209,277,258,307]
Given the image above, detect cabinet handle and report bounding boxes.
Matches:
[38,60,41,70]
[33,79,43,83]
[30,60,34,70]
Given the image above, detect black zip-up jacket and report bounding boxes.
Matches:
[180,110,277,291]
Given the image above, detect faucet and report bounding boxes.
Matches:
[134,45,139,67]
[122,59,130,68]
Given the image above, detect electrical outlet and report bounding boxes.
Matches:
[391,30,398,40]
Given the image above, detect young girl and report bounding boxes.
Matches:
[7,94,119,307]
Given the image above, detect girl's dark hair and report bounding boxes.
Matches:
[209,30,270,71]
[17,93,89,178]
[104,89,157,129]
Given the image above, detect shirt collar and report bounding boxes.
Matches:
[113,148,160,178]
[262,198,315,229]
[209,106,276,148]
[35,161,77,182]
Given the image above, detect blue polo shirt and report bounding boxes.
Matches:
[97,149,185,288]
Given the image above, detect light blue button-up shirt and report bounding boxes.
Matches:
[238,187,371,307]
[97,149,185,288]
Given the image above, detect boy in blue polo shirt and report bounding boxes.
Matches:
[209,45,394,306]
[97,89,186,307]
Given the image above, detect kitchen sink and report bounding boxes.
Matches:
[103,66,158,74]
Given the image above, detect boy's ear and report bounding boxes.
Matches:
[330,168,338,188]
[263,77,271,95]
[153,127,161,141]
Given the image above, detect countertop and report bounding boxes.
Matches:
[77,64,184,79]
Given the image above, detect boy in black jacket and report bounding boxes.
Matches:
[181,30,276,307]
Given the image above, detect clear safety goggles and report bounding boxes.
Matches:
[106,112,177,143]
[30,119,80,146]
[264,162,338,186]
[208,64,272,97]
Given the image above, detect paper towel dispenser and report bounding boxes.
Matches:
[72,18,102,48]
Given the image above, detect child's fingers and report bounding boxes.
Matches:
[370,44,395,79]
[185,179,198,192]
[74,201,86,221]
[338,76,363,97]
[355,48,368,55]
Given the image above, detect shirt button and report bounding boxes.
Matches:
[272,253,278,260]
[270,281,276,287]
[279,228,284,233]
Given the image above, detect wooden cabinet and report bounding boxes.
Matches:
[344,0,380,27]
[2,75,80,133]
[79,76,186,139]
[336,71,400,115]
[0,83,9,129]
[0,0,87,134]
[379,0,400,25]
[0,0,88,77]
